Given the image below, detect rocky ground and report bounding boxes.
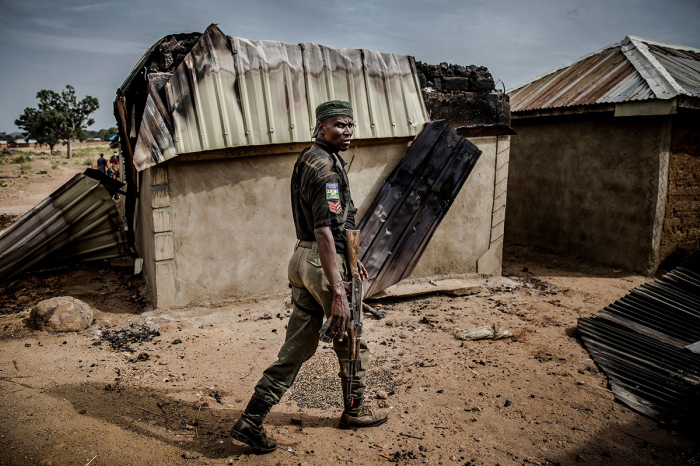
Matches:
[1,244,698,466]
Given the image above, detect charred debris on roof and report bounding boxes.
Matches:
[416,61,511,132]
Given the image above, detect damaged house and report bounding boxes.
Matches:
[506,36,700,274]
[115,24,512,309]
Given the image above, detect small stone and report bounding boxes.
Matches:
[79,409,87,415]
[30,297,93,332]
[522,266,529,273]
[504,400,511,407]
[138,352,149,360]
[291,415,302,425]
[182,451,199,460]
[172,338,182,344]
[25,343,31,347]
[376,390,388,400]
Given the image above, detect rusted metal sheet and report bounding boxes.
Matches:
[644,42,700,98]
[128,24,429,171]
[578,251,700,426]
[0,170,129,283]
[509,35,699,113]
[358,120,482,298]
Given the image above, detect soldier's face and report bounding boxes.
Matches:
[318,116,354,151]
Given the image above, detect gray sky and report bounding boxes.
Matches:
[1,0,698,132]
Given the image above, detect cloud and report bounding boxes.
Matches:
[31,18,69,29]
[16,31,148,55]
[62,2,114,12]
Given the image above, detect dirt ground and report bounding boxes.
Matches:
[1,242,699,466]
[1,155,698,465]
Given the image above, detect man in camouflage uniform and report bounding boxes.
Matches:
[230,101,388,453]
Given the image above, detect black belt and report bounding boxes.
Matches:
[298,240,314,248]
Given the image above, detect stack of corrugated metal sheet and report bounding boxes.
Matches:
[358,120,482,298]
[0,170,129,283]
[124,24,429,171]
[578,251,700,427]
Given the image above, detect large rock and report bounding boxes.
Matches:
[30,297,94,332]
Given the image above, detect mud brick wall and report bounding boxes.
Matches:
[416,62,510,128]
[659,111,700,270]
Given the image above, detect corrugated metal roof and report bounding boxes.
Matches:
[508,36,700,113]
[644,42,700,98]
[130,24,429,171]
[0,170,129,283]
[578,251,700,426]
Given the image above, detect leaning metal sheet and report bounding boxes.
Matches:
[132,24,428,171]
[358,120,482,298]
[0,171,128,282]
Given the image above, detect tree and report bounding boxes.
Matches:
[0,132,16,143]
[15,85,99,159]
[99,127,118,141]
[15,107,62,154]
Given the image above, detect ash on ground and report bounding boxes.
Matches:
[286,349,399,410]
[97,324,160,352]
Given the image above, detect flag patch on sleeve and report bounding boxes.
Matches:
[328,200,342,214]
[326,183,339,200]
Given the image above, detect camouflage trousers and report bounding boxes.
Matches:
[252,241,369,406]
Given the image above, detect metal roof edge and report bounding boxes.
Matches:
[624,36,685,99]
[506,38,627,94]
[627,35,700,54]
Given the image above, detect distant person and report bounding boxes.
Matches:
[97,153,107,174]
[110,153,120,180]
[110,153,120,179]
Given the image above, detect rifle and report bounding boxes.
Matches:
[344,229,362,409]
[316,230,363,408]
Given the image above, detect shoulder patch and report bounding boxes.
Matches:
[326,183,339,200]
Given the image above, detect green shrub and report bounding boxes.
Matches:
[62,161,68,165]
[11,155,32,164]
[51,164,58,169]
[37,170,48,174]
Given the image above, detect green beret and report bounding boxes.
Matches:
[313,100,353,137]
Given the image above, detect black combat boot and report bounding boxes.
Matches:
[339,385,389,429]
[230,395,277,453]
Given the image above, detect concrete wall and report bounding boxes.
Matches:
[136,134,508,309]
[506,112,672,273]
[659,110,700,270]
